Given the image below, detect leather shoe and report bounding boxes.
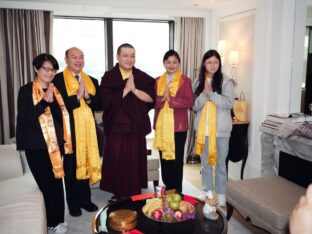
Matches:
[80,202,98,212]
[69,209,82,217]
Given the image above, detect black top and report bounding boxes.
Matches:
[16,82,64,150]
[52,71,102,149]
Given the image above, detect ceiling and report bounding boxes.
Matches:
[10,0,243,11]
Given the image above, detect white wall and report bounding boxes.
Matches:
[0,0,209,18]
[208,0,307,180]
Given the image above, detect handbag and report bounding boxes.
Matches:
[233,92,248,122]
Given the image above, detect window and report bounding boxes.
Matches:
[53,17,173,79]
[53,17,173,138]
[112,20,170,77]
[53,17,106,80]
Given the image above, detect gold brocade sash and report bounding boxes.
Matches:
[63,67,101,184]
[153,71,181,160]
[32,79,73,178]
[195,101,218,166]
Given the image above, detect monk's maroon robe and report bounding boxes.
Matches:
[99,64,156,197]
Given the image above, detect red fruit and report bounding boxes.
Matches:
[152,209,163,220]
[174,210,183,220]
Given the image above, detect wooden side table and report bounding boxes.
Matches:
[226,120,249,179]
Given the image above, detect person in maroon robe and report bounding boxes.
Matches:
[99,43,156,200]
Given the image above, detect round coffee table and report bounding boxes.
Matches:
[93,197,227,234]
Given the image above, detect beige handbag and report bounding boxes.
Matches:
[233,92,247,122]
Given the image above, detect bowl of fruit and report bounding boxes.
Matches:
[142,194,196,223]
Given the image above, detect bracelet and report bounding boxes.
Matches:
[86,98,91,104]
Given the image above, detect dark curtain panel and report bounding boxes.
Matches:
[0,9,52,144]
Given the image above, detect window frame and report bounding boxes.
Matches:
[54,15,174,72]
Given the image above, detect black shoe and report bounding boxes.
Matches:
[80,202,98,212]
[69,208,82,217]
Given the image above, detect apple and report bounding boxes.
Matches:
[169,201,179,211]
[178,201,188,213]
[165,195,173,204]
[172,194,182,203]
[152,209,163,220]
[174,210,183,220]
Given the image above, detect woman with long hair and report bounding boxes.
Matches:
[193,49,235,206]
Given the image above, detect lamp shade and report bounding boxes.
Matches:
[229,51,239,66]
[217,40,227,56]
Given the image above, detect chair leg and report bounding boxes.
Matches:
[240,156,247,180]
[226,202,234,221]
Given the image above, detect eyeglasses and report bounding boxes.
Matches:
[41,66,57,73]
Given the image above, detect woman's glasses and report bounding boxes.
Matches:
[41,66,57,73]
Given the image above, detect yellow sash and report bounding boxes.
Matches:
[63,67,101,184]
[120,67,132,80]
[195,100,218,166]
[153,71,181,160]
[32,79,73,178]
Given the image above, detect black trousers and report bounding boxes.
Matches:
[159,131,187,193]
[63,153,92,211]
[25,150,64,227]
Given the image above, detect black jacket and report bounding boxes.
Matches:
[52,72,102,149]
[16,82,64,150]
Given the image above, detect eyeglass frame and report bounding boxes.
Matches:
[41,66,57,73]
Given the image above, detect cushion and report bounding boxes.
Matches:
[226,176,306,234]
[147,154,159,171]
[147,169,159,182]
[0,173,46,234]
[0,145,23,181]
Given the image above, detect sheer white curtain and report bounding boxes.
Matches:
[175,17,204,162]
[0,9,52,144]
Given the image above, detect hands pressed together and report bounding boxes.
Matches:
[126,74,136,92]
[77,79,90,101]
[43,83,55,103]
[161,85,170,102]
[123,75,136,97]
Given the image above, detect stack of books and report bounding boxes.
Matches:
[262,113,312,130]
[262,119,281,130]
[266,113,312,124]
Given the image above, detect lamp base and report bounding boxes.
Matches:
[186,154,201,164]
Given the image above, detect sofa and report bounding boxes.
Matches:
[0,144,46,234]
